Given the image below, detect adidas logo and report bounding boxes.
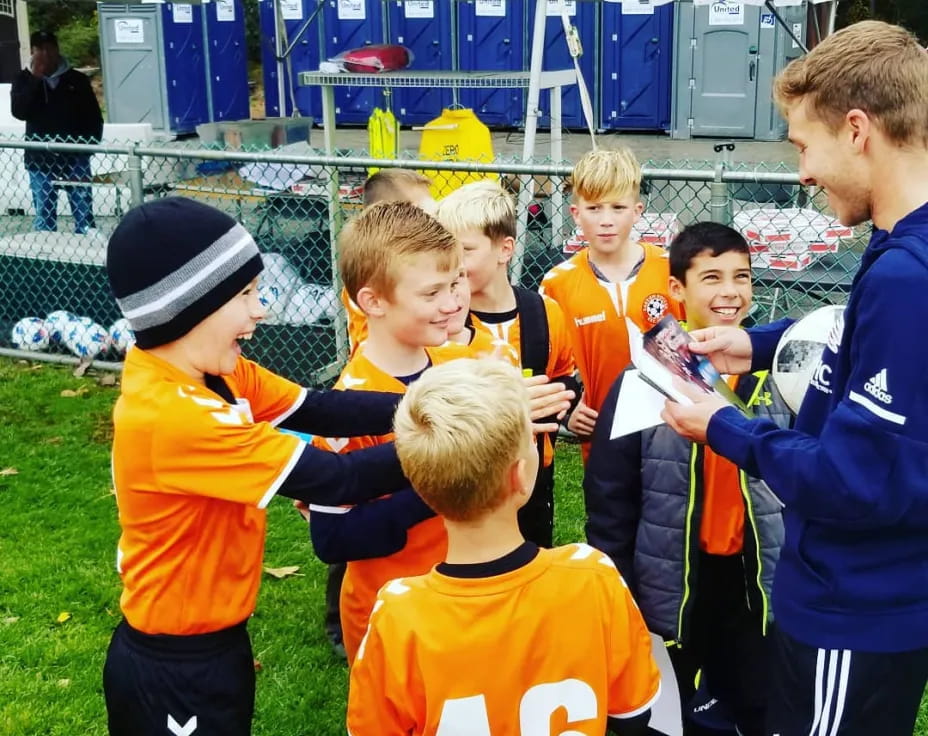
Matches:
[864,368,893,404]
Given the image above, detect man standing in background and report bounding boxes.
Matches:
[10,29,102,234]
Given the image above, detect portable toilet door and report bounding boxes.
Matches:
[457,0,525,127]
[99,4,168,131]
[599,2,673,131]
[161,3,210,133]
[206,0,250,121]
[259,0,321,119]
[526,0,598,130]
[323,0,386,124]
[386,0,453,126]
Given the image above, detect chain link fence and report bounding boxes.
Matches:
[0,135,865,386]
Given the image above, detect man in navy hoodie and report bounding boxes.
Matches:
[663,21,928,736]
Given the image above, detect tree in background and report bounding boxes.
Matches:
[838,0,927,41]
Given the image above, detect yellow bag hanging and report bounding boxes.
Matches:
[418,108,496,199]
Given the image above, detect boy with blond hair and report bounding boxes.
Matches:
[437,179,579,548]
[540,146,682,459]
[347,359,661,736]
[663,21,928,735]
[307,201,578,664]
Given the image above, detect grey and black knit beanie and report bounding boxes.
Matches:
[106,197,263,349]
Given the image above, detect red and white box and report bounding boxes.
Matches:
[734,206,853,256]
[633,212,682,249]
[755,250,815,271]
[562,226,588,254]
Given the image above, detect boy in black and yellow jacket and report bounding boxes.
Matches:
[585,223,791,736]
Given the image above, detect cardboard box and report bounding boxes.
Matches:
[633,212,681,249]
[735,206,853,255]
[754,250,815,271]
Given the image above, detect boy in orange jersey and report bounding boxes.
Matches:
[436,179,579,548]
[342,168,436,352]
[348,359,660,736]
[540,147,683,459]
[307,201,571,663]
[101,197,416,736]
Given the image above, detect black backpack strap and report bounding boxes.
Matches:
[513,285,549,377]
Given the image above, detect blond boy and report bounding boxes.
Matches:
[309,201,472,663]
[436,179,578,548]
[348,359,660,736]
[540,147,682,458]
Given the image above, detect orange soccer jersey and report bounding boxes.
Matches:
[469,294,576,466]
[540,245,682,434]
[311,347,463,662]
[347,543,661,735]
[111,348,306,635]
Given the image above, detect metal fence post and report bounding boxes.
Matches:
[127,143,144,209]
[710,142,734,225]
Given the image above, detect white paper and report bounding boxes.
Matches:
[172,4,193,24]
[216,0,235,22]
[404,0,434,19]
[337,0,365,20]
[707,1,744,26]
[609,369,667,439]
[792,22,803,48]
[114,18,145,44]
[648,633,683,736]
[622,0,656,14]
[475,0,506,17]
[546,0,577,17]
[280,0,302,20]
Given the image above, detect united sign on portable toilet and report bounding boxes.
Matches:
[457,0,526,127]
[599,1,673,131]
[386,0,453,125]
[259,0,321,119]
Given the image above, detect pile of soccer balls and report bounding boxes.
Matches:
[10,311,135,359]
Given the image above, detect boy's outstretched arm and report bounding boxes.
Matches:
[308,491,435,563]
[276,442,407,507]
[276,387,400,438]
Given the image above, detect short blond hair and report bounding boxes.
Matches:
[363,168,432,206]
[570,146,642,202]
[435,179,516,241]
[774,21,928,147]
[338,201,458,301]
[394,359,531,522]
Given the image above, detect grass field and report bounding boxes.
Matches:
[0,357,924,735]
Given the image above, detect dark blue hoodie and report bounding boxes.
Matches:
[707,202,928,653]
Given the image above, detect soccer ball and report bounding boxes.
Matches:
[108,318,136,354]
[62,316,111,359]
[772,304,846,414]
[45,310,79,343]
[11,317,50,351]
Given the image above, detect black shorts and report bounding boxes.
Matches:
[767,625,928,736]
[518,460,555,548]
[103,619,255,736]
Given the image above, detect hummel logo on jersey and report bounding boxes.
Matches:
[864,368,893,404]
[575,311,606,327]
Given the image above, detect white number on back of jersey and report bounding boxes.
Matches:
[436,679,598,736]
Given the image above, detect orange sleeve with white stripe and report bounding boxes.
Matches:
[347,596,416,735]
[606,569,662,719]
[151,391,303,508]
[229,357,304,425]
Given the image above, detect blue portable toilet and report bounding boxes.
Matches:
[323,0,386,124]
[98,2,209,135]
[457,0,525,127]
[205,0,250,121]
[526,0,598,130]
[259,0,321,118]
[385,0,452,126]
[599,2,673,130]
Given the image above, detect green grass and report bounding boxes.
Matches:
[0,357,924,735]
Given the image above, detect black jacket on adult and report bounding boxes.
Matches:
[584,367,791,643]
[10,64,103,171]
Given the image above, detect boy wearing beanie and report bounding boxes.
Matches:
[102,197,411,736]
